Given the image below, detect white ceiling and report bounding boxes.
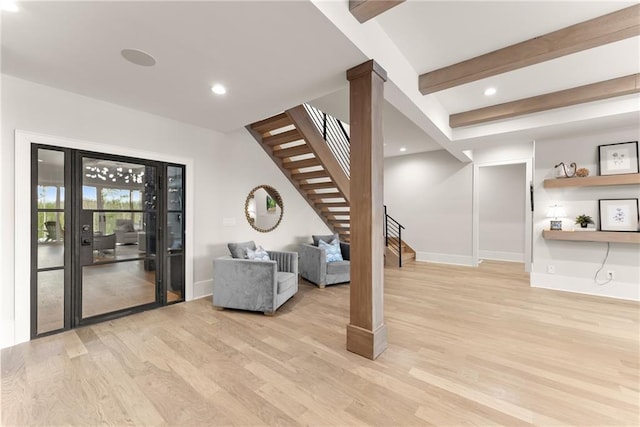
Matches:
[2,1,639,159]
[1,1,366,133]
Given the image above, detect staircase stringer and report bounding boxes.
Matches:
[245,124,342,237]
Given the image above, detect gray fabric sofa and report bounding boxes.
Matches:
[299,234,350,288]
[213,241,298,315]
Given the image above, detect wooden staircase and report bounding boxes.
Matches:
[247,105,351,241]
[384,237,416,268]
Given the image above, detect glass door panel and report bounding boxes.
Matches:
[166,165,185,302]
[82,261,157,318]
[79,156,159,321]
[34,148,67,335]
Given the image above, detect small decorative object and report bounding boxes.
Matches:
[554,162,576,178]
[546,204,567,230]
[574,214,594,228]
[598,141,639,176]
[599,199,639,232]
[575,167,589,177]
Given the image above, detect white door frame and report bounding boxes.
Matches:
[472,158,533,272]
[14,130,195,346]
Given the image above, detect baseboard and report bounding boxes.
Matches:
[193,279,213,299]
[479,250,524,263]
[530,272,639,301]
[415,252,475,267]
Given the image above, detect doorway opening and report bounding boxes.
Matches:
[473,159,533,272]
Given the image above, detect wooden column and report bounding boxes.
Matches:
[346,59,387,360]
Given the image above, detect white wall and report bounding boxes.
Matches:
[1,75,330,348]
[478,163,526,262]
[532,127,640,301]
[384,150,474,265]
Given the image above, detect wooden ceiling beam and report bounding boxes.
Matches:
[349,0,405,23]
[449,74,640,128]
[419,4,640,95]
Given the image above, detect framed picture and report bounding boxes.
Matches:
[599,199,639,232]
[598,141,639,176]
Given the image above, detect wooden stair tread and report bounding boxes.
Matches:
[308,192,343,200]
[321,207,350,213]
[251,113,292,134]
[300,182,336,190]
[292,171,329,180]
[263,129,302,147]
[330,223,350,228]
[316,201,349,208]
[274,144,312,158]
[283,158,321,170]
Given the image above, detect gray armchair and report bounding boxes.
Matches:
[213,241,298,315]
[299,234,350,288]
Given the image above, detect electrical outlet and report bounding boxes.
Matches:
[547,265,555,274]
[607,271,615,280]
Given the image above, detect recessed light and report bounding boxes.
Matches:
[211,84,227,95]
[484,87,497,96]
[400,147,407,152]
[1,1,19,12]
[121,49,156,67]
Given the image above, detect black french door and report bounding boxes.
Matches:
[31,145,185,337]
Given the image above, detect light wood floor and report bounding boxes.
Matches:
[2,261,639,426]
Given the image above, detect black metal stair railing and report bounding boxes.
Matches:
[303,103,350,177]
[384,205,406,268]
[304,104,408,267]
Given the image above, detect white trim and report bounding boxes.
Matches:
[531,272,639,301]
[479,250,524,263]
[472,157,533,273]
[13,130,195,346]
[415,252,475,267]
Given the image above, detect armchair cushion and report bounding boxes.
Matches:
[326,261,350,275]
[318,239,343,262]
[312,233,339,247]
[277,272,296,294]
[228,241,256,259]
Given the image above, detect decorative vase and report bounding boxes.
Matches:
[554,162,577,178]
[580,223,587,228]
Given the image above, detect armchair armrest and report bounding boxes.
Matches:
[298,243,326,286]
[213,256,278,313]
[267,250,298,275]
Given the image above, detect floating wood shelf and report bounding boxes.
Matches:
[543,230,640,244]
[543,173,640,188]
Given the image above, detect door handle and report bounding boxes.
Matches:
[82,238,91,246]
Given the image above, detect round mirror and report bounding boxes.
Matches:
[245,185,284,233]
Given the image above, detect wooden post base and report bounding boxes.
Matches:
[346,323,388,360]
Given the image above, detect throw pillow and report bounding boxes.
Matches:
[228,241,256,259]
[318,239,343,263]
[312,233,339,247]
[246,245,270,261]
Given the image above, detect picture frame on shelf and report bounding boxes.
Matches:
[598,141,639,176]
[599,198,639,232]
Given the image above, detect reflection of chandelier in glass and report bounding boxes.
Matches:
[85,165,144,183]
